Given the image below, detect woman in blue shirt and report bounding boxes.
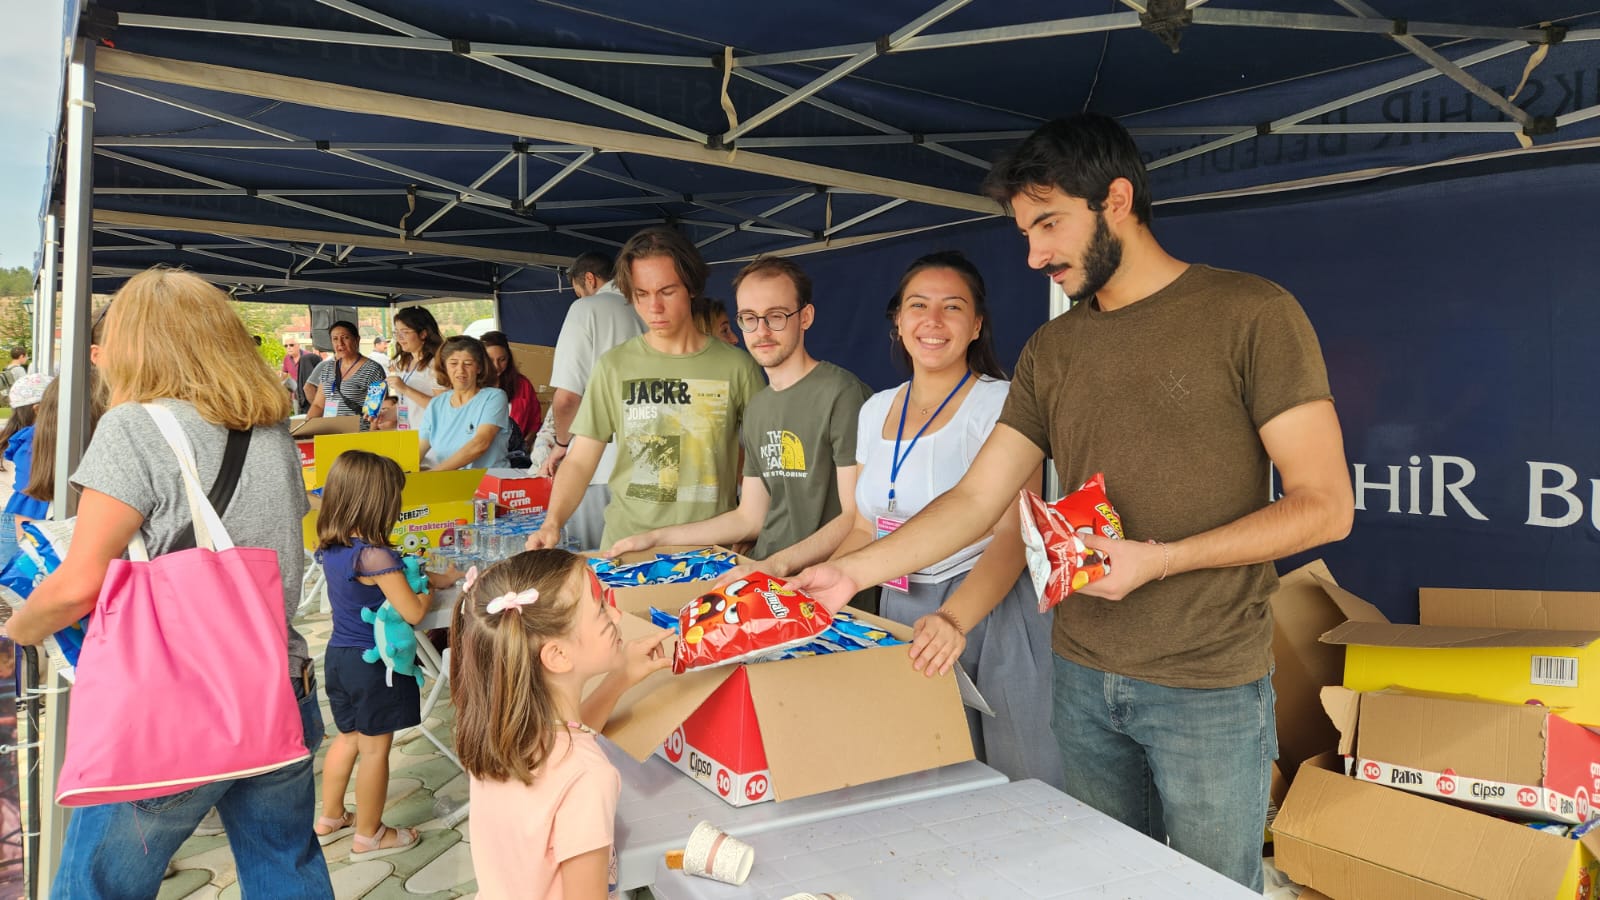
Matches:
[417,336,510,470]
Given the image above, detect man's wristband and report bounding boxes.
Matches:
[555,435,571,448]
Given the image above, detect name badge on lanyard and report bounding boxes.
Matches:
[876,515,909,593]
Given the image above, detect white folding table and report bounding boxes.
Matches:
[603,737,1006,894]
[648,778,1260,899]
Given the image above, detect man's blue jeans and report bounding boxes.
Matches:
[1052,654,1276,892]
[52,668,333,899]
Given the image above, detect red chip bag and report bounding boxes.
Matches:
[673,573,832,674]
[1018,473,1126,613]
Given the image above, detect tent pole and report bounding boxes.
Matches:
[36,214,59,374]
[522,150,597,207]
[1332,0,1531,128]
[41,36,97,897]
[725,0,975,142]
[313,0,707,142]
[1149,39,1531,172]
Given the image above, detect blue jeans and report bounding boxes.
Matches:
[1052,654,1276,892]
[53,667,333,899]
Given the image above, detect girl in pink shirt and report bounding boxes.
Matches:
[451,551,670,900]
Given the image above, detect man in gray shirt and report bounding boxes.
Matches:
[539,252,645,550]
[608,255,870,577]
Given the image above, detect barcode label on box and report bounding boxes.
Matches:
[1530,655,1578,688]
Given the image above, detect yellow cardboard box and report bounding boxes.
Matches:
[1321,587,1600,726]
[312,431,420,488]
[303,468,482,555]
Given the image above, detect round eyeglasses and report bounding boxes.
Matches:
[735,309,801,333]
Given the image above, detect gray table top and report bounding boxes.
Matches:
[605,738,1006,892]
[648,778,1260,899]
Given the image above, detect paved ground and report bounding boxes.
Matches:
[159,608,483,900]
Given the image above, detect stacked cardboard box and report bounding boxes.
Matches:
[1273,580,1600,899]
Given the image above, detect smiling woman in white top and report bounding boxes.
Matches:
[841,250,1063,789]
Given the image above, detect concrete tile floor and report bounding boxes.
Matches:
[157,609,479,900]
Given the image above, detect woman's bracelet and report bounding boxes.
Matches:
[934,608,965,635]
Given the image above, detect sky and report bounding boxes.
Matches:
[0,0,66,274]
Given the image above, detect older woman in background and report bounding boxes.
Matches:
[417,336,510,471]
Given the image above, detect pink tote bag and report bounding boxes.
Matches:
[55,404,309,806]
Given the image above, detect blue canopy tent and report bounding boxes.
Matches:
[23,1,1600,890]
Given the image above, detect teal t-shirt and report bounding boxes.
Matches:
[573,335,765,547]
[418,387,510,469]
[740,361,871,559]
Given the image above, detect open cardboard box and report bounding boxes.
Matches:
[1274,766,1600,899]
[1269,560,1389,784]
[289,414,362,437]
[1322,686,1600,825]
[1321,587,1600,726]
[597,547,973,807]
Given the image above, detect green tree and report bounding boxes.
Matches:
[0,266,31,299]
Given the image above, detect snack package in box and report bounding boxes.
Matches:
[1018,472,1125,613]
[674,573,831,674]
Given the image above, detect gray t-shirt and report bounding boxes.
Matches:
[72,400,313,672]
[741,361,871,560]
[550,281,645,485]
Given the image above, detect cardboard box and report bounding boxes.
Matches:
[288,415,361,437]
[1274,766,1600,900]
[1321,588,1600,726]
[1270,560,1388,781]
[312,431,420,488]
[302,468,482,554]
[598,548,974,807]
[474,470,552,515]
[510,342,555,391]
[1325,686,1600,824]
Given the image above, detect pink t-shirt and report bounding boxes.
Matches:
[469,731,620,900]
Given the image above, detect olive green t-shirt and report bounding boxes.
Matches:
[573,335,765,548]
[998,264,1333,689]
[740,361,872,560]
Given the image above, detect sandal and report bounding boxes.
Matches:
[314,810,356,846]
[350,824,419,860]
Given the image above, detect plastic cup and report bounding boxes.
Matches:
[681,821,754,885]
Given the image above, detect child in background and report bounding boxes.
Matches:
[1,374,53,566]
[313,450,429,858]
[451,551,669,899]
[372,395,400,431]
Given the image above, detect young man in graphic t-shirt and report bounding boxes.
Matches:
[607,255,871,575]
[793,114,1355,892]
[528,228,764,552]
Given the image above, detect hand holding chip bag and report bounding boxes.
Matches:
[673,573,832,674]
[1018,473,1126,613]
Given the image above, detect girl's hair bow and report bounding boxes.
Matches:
[486,588,540,615]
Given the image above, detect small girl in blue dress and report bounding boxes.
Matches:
[312,450,428,858]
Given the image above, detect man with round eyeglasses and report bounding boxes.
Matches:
[607,255,871,578]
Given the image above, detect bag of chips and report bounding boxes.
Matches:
[1018,473,1126,613]
[673,573,832,674]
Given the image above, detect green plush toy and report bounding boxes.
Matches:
[362,601,424,688]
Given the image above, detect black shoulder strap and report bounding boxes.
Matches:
[171,428,253,551]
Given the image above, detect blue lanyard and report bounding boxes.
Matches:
[889,370,971,513]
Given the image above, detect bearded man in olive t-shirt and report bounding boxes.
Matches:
[793,114,1355,892]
